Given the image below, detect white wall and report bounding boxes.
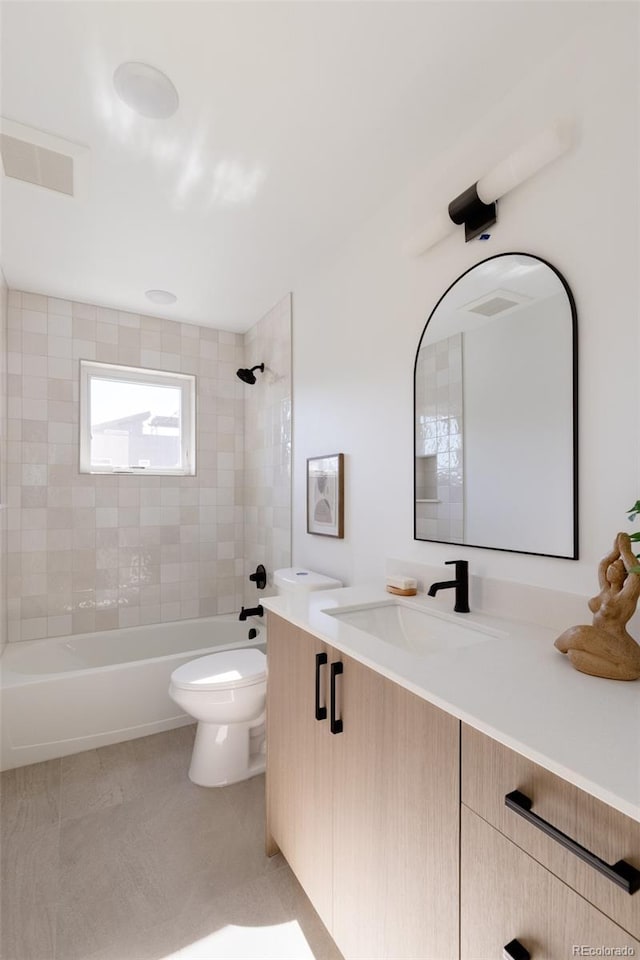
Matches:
[292,6,639,597]
[464,294,573,555]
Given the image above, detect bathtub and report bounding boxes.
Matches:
[0,615,265,770]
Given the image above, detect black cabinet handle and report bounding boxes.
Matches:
[315,653,327,721]
[505,790,640,895]
[330,661,343,734]
[503,939,530,960]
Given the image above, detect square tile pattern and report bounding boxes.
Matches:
[4,292,292,641]
[415,333,464,543]
[0,727,343,960]
[1,280,8,654]
[243,294,292,608]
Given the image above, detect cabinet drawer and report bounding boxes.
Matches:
[462,725,640,938]
[461,806,640,960]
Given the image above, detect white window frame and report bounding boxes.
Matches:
[79,360,196,476]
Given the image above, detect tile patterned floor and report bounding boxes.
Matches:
[0,726,343,960]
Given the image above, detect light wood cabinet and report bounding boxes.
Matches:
[461,806,640,959]
[266,613,460,959]
[462,725,640,939]
[266,611,639,959]
[332,652,459,959]
[265,614,333,927]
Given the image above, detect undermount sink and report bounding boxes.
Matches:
[322,599,505,657]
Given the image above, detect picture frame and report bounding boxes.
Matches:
[307,453,344,538]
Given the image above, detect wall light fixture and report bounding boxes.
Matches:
[405,119,576,256]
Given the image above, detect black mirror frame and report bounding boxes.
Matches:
[413,251,578,560]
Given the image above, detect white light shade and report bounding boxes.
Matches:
[477,119,575,205]
[145,289,177,305]
[403,210,456,257]
[405,119,576,257]
[113,62,179,119]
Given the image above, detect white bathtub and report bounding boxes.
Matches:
[0,615,265,770]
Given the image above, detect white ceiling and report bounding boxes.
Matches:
[1,1,597,331]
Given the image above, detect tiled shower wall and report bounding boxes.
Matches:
[5,291,246,641]
[415,332,464,543]
[0,274,8,654]
[243,294,292,606]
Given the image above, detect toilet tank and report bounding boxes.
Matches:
[274,567,342,594]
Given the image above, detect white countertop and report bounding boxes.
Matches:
[262,584,640,823]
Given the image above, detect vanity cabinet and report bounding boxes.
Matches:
[462,725,640,957]
[265,613,333,926]
[331,647,459,959]
[461,806,640,959]
[266,613,460,959]
[266,612,640,958]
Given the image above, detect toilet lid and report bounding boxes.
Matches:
[170,648,267,691]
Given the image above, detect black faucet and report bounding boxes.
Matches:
[427,560,470,613]
[239,605,264,621]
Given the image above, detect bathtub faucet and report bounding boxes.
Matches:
[239,605,264,621]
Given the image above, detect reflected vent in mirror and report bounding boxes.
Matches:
[463,288,531,317]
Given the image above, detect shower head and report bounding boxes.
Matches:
[236,363,265,385]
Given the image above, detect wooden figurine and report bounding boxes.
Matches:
[555,532,640,680]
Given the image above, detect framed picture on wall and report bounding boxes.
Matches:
[307,453,344,538]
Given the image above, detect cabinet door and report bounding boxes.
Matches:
[331,651,459,960]
[265,613,333,928]
[461,805,640,959]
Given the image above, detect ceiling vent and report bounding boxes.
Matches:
[0,118,89,199]
[462,288,532,317]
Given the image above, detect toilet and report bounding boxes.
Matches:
[169,567,342,787]
[273,567,343,596]
[169,647,267,787]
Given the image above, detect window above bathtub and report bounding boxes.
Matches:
[79,361,196,476]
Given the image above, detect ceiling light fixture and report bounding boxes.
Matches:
[145,289,177,305]
[405,119,576,255]
[113,62,179,119]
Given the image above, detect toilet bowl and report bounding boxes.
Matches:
[169,648,267,787]
[170,569,342,788]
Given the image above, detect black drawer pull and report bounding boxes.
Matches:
[315,653,327,721]
[505,790,640,895]
[330,661,343,734]
[503,939,530,960]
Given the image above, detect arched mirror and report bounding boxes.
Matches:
[414,253,577,558]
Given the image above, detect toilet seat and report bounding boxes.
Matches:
[170,649,266,692]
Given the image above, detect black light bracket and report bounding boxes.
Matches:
[448,182,497,242]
